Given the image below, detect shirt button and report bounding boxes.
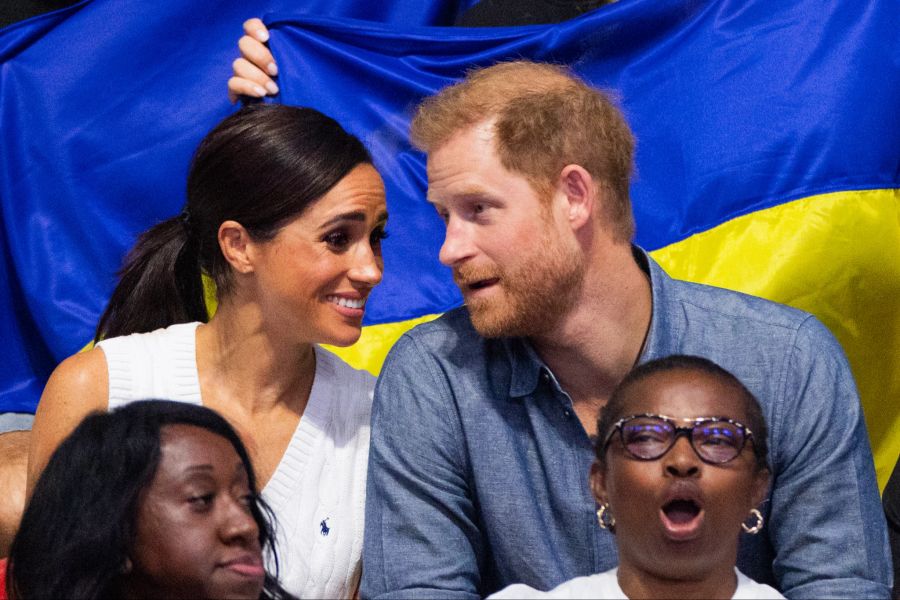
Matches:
[563,410,571,417]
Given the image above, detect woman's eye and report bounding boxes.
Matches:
[370,226,389,247]
[701,436,735,447]
[324,230,350,249]
[188,493,215,510]
[630,433,665,444]
[238,492,256,511]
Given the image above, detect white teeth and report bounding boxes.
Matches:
[327,295,365,309]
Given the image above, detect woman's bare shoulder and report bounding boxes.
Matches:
[27,348,108,488]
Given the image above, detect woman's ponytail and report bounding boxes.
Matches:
[95,104,373,343]
[93,215,207,343]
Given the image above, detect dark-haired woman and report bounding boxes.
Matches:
[27,104,387,598]
[491,356,784,599]
[9,400,294,599]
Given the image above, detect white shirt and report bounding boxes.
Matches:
[489,567,785,599]
[98,322,374,598]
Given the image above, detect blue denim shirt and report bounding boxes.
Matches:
[362,251,890,599]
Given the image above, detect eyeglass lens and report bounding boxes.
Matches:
[620,416,745,463]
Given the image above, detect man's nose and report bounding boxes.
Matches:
[438,216,476,267]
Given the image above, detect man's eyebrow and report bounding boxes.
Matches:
[427,186,492,205]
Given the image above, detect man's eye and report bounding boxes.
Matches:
[473,203,485,214]
[324,230,350,249]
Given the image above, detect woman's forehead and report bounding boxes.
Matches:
[157,425,241,476]
[618,369,748,422]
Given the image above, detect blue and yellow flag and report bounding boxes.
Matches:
[0,0,473,412]
[268,0,900,488]
[1,0,897,487]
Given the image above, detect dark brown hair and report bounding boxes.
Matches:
[95,104,372,342]
[7,400,294,599]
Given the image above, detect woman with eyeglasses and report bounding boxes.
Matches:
[491,355,784,599]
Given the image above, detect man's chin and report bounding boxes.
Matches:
[468,303,532,339]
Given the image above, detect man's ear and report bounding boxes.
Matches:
[218,220,255,275]
[557,164,595,232]
[589,460,608,505]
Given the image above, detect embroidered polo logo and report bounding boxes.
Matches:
[320,518,330,536]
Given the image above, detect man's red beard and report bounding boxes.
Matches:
[454,231,585,339]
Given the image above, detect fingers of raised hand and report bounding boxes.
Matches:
[238,34,277,76]
[228,21,279,104]
[227,58,279,103]
[243,18,269,43]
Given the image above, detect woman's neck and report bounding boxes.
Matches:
[616,559,738,600]
[196,299,317,417]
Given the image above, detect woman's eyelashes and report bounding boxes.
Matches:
[186,488,255,512]
[322,224,389,252]
[188,492,215,511]
[323,229,351,250]
[370,224,389,248]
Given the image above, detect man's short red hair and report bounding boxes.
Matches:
[411,61,635,241]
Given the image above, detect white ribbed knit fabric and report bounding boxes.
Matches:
[97,322,374,599]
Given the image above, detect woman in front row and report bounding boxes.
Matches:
[27,104,387,598]
[492,355,784,599]
[8,401,292,600]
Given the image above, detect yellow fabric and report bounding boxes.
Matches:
[651,188,900,491]
[199,277,439,377]
[119,188,899,491]
[322,314,442,375]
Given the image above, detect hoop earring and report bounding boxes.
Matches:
[741,508,764,534]
[597,503,616,530]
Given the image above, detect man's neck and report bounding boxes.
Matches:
[530,244,652,435]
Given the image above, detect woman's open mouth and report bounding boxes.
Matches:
[660,497,704,541]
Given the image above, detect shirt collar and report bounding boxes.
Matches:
[504,245,676,398]
[505,336,546,398]
[638,246,684,365]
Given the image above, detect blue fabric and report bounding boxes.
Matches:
[1,0,896,413]
[267,0,900,326]
[0,0,474,413]
[363,250,890,599]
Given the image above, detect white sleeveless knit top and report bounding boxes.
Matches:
[97,322,374,598]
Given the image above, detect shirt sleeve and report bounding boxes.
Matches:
[767,316,891,599]
[361,333,483,600]
[882,459,900,597]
